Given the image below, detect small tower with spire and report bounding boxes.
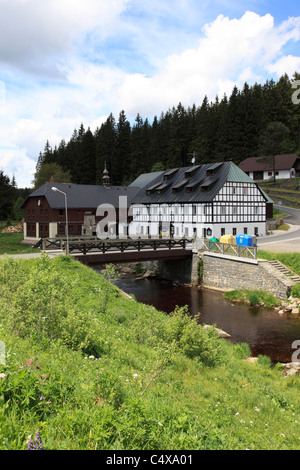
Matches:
[102,162,111,188]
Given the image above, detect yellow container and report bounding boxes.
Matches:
[220,234,236,245]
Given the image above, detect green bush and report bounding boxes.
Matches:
[197,259,204,281]
[258,354,272,368]
[291,283,300,298]
[161,306,222,366]
[0,255,104,355]
[224,289,279,308]
[232,342,251,359]
[247,291,261,306]
[135,263,146,275]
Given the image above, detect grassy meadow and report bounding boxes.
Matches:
[0,231,38,255]
[0,254,299,450]
[260,178,300,210]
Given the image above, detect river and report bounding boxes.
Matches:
[109,274,300,364]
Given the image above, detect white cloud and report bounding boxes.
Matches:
[0,0,130,76]
[0,146,36,188]
[1,6,300,187]
[267,55,300,77]
[117,11,300,118]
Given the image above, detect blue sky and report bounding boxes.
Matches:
[0,0,300,187]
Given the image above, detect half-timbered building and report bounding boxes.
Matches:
[22,161,272,243]
[129,161,272,239]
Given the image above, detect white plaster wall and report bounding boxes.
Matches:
[49,223,58,238]
[129,221,266,239]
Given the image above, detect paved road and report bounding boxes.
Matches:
[257,205,300,252]
[0,250,64,260]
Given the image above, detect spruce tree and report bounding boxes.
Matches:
[0,171,14,221]
[95,113,117,185]
[114,110,131,185]
[258,121,291,182]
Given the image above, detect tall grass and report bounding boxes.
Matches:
[0,232,39,255]
[224,289,280,307]
[0,255,299,450]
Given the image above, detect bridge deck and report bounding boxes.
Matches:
[73,248,192,265]
[41,237,194,265]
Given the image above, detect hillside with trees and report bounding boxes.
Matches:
[32,73,300,187]
[0,171,30,223]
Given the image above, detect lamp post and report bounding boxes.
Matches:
[51,187,69,256]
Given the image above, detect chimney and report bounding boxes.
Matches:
[50,176,55,183]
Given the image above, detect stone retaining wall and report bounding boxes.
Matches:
[202,252,294,299]
[141,251,295,300]
[142,252,199,285]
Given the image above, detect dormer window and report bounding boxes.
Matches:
[184,165,200,178]
[146,181,163,195]
[163,168,178,180]
[185,179,202,193]
[155,182,170,194]
[206,162,222,176]
[172,179,188,193]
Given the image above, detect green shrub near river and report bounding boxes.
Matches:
[0,254,299,450]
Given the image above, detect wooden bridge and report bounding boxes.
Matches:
[39,236,193,265]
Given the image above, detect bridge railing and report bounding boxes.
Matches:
[199,238,257,260]
[41,236,194,255]
[67,237,193,254]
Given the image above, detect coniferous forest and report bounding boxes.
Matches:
[25,73,300,188]
[1,72,300,222]
[35,74,300,187]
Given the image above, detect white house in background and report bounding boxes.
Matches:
[239,154,300,181]
[129,161,272,239]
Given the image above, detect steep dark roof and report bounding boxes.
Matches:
[129,171,165,189]
[22,182,141,209]
[130,162,256,205]
[239,154,300,172]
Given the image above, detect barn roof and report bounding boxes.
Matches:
[239,154,300,172]
[22,182,141,209]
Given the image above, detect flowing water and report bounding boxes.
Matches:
[110,275,300,363]
[94,266,300,362]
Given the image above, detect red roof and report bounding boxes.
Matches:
[239,154,300,172]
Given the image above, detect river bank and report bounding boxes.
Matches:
[1,255,300,450]
[100,263,300,364]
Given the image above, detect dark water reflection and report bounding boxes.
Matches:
[112,276,300,363]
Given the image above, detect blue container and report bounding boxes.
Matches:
[236,234,253,247]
